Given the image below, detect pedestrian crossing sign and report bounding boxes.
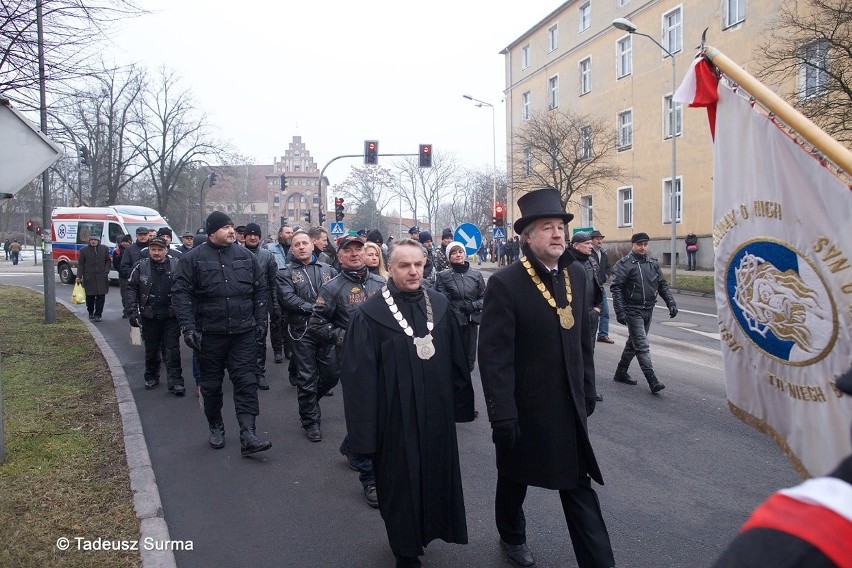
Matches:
[330,222,345,236]
[492,227,506,239]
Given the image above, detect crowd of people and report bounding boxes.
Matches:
[102,189,694,567]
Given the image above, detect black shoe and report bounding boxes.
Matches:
[209,421,225,449]
[305,424,322,442]
[237,413,272,456]
[93,315,102,322]
[273,350,283,364]
[394,554,422,568]
[364,484,379,508]
[288,375,298,387]
[257,376,270,390]
[597,336,615,344]
[649,379,666,394]
[169,384,186,396]
[145,378,160,390]
[613,372,637,385]
[322,390,334,397]
[595,393,603,402]
[500,540,536,567]
[88,313,94,320]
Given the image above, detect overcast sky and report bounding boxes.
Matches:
[106,0,561,187]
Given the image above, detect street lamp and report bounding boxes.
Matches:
[612,17,679,287]
[463,94,497,235]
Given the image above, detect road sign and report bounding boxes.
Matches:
[454,223,482,256]
[330,222,345,236]
[492,227,506,240]
[572,226,594,234]
[0,101,63,197]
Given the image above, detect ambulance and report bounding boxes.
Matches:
[51,205,173,284]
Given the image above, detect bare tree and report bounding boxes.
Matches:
[450,168,508,231]
[512,110,624,209]
[757,0,852,146]
[335,165,397,230]
[394,151,460,233]
[133,67,220,215]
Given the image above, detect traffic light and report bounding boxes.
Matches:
[419,144,432,168]
[79,145,89,166]
[335,197,345,222]
[364,140,379,165]
[494,204,505,227]
[304,210,312,223]
[279,174,287,191]
[26,219,34,232]
[318,211,326,224]
[208,172,217,186]
[36,226,42,235]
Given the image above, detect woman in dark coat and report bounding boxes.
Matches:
[434,241,486,372]
[76,234,111,321]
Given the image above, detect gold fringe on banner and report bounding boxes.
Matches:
[728,402,810,480]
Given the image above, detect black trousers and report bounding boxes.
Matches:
[141,316,183,387]
[292,334,339,428]
[495,476,614,568]
[460,323,478,373]
[255,316,269,381]
[197,330,260,425]
[85,294,106,317]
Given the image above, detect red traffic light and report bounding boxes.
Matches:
[419,144,433,168]
[335,197,344,207]
[364,140,379,165]
[26,219,34,232]
[495,205,504,215]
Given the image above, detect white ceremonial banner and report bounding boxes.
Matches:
[712,84,852,478]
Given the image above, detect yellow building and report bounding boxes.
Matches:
[502,0,785,268]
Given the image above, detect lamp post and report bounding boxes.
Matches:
[463,94,497,235]
[612,17,679,287]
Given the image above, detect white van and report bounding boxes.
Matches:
[51,205,172,284]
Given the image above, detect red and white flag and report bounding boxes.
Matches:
[680,70,852,477]
[673,56,719,137]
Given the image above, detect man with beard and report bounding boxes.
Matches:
[478,189,614,568]
[342,238,475,567]
[278,231,337,441]
[172,211,271,456]
[243,223,280,390]
[569,232,605,402]
[268,224,295,369]
[127,237,184,394]
[308,235,385,507]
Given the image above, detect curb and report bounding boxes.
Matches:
[58,297,176,568]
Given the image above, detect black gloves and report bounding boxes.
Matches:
[128,315,141,328]
[255,327,265,343]
[183,329,202,351]
[616,312,627,325]
[585,398,596,417]
[491,420,520,449]
[669,305,678,318]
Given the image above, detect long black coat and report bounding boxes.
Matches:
[342,287,475,555]
[478,245,602,489]
[77,243,111,296]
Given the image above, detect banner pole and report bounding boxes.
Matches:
[705,45,852,175]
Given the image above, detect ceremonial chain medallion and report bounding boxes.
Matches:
[521,258,574,329]
[382,286,435,360]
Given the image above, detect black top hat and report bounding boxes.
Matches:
[514,189,574,235]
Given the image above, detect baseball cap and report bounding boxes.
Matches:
[136,226,149,235]
[148,237,168,249]
[337,235,365,252]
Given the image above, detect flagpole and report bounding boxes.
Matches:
[704,46,852,175]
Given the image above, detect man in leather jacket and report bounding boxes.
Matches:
[267,224,294,366]
[609,232,678,394]
[126,237,184,394]
[308,235,385,507]
[172,211,271,457]
[278,231,337,442]
[243,223,280,390]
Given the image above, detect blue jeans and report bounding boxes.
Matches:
[339,435,375,488]
[597,289,610,338]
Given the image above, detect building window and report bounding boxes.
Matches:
[662,7,682,55]
[617,110,633,151]
[617,35,632,78]
[250,204,256,212]
[800,40,829,99]
[581,195,593,227]
[579,57,592,95]
[522,91,531,121]
[549,75,559,109]
[725,0,746,28]
[580,126,592,161]
[578,2,591,33]
[664,95,683,138]
[522,44,531,69]
[273,195,280,207]
[524,147,533,177]
[548,24,558,52]
[618,187,633,227]
[663,177,683,223]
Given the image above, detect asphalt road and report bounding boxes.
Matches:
[1,265,799,567]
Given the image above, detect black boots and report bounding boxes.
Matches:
[305,423,322,442]
[257,374,270,390]
[237,413,272,456]
[646,372,666,394]
[613,363,637,385]
[500,540,536,567]
[209,421,225,449]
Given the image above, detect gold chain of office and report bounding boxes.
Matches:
[521,258,574,330]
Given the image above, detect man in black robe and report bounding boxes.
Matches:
[341,238,475,568]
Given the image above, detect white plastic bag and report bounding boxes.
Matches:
[130,326,142,345]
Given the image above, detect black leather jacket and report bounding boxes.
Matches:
[568,249,603,310]
[278,258,337,326]
[434,263,486,327]
[246,243,281,318]
[172,241,267,334]
[127,257,179,319]
[610,251,675,314]
[119,240,146,279]
[308,269,385,347]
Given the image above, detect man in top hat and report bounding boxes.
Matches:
[478,188,614,568]
[77,232,112,322]
[588,230,614,344]
[610,232,677,394]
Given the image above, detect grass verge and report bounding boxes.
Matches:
[672,274,715,294]
[0,285,140,567]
